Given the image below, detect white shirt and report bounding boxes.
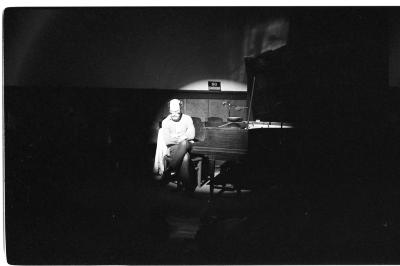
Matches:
[161,114,195,145]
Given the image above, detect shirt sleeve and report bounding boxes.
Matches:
[162,118,178,145]
[184,116,195,140]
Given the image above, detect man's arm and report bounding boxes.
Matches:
[162,119,179,145]
[182,116,195,141]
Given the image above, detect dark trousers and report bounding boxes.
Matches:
[166,140,196,191]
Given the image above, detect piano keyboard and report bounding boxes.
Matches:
[248,121,294,129]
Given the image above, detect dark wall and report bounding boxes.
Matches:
[4,85,182,264]
[5,7,399,89]
[289,8,390,178]
[4,7,289,89]
[389,10,400,88]
[246,8,397,188]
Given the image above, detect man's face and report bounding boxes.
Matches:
[170,108,182,122]
[169,99,182,121]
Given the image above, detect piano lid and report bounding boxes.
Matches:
[245,45,295,123]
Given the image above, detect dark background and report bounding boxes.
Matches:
[4,7,400,264]
[5,7,290,89]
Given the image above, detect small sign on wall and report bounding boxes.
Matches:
[208,81,221,91]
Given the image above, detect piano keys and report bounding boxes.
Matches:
[248,121,294,129]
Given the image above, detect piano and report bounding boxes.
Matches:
[192,126,248,197]
[192,45,297,196]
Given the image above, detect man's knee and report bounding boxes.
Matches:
[182,152,190,163]
[179,139,191,151]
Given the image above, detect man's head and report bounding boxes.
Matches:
[169,99,182,122]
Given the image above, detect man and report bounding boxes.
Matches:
[161,99,196,192]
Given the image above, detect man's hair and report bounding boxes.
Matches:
[168,99,183,111]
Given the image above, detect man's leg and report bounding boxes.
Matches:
[166,140,195,191]
[180,152,196,192]
[168,140,192,169]
[161,141,191,185]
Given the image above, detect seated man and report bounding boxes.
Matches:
[161,99,196,192]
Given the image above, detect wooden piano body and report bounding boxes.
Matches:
[191,123,296,195]
[192,127,248,161]
[192,127,247,196]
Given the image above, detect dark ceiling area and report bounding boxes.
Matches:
[4,7,291,89]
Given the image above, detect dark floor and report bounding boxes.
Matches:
[6,169,400,264]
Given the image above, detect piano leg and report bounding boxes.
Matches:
[209,157,215,202]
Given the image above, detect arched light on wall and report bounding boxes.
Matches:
[151,79,247,142]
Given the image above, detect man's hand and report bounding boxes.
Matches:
[169,136,180,144]
[168,135,188,145]
[177,135,188,143]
